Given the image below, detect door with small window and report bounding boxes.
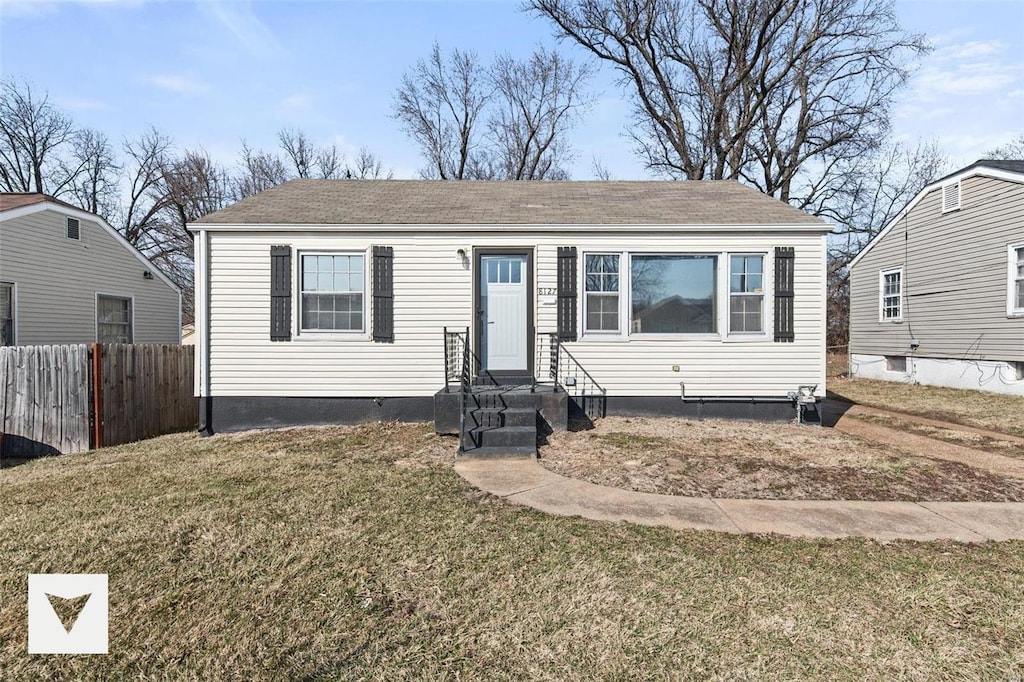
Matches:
[478,254,530,373]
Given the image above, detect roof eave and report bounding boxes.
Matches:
[187,221,832,233]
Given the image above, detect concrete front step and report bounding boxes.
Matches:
[434,384,568,436]
[474,425,537,449]
[459,445,538,459]
[470,407,537,429]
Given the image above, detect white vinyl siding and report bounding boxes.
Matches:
[203,230,826,399]
[880,268,902,321]
[0,208,179,344]
[1009,243,1024,317]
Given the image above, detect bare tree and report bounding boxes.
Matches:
[66,128,119,219]
[348,147,393,179]
[235,141,289,198]
[0,78,77,194]
[821,139,947,348]
[278,128,317,178]
[393,43,492,179]
[526,0,927,204]
[591,155,612,181]
[488,47,592,180]
[988,134,1024,160]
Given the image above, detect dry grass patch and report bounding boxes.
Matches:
[541,417,1024,501]
[827,353,1024,438]
[2,423,1024,680]
[852,413,1024,460]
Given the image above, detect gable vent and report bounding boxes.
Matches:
[941,181,960,213]
[66,217,80,240]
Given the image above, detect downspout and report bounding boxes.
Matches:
[196,227,214,436]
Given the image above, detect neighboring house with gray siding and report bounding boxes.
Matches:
[0,193,181,346]
[848,160,1024,396]
[190,180,830,437]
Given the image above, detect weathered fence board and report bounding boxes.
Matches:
[0,344,197,458]
[0,345,90,456]
[98,344,196,448]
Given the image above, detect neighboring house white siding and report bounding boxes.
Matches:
[0,206,180,345]
[849,169,1024,396]
[204,229,826,398]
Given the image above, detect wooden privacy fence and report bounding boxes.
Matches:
[0,344,197,457]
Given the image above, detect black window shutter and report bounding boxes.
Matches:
[270,245,292,341]
[557,246,578,342]
[372,246,394,343]
[774,247,795,342]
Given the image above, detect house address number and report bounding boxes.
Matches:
[538,288,557,296]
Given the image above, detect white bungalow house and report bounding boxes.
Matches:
[848,160,1024,396]
[0,193,181,346]
[189,180,830,453]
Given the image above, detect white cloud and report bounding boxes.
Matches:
[143,74,208,95]
[203,1,287,61]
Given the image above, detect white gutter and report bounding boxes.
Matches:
[188,221,833,234]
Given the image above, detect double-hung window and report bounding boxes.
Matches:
[880,268,902,321]
[729,255,764,333]
[1010,243,1024,317]
[97,295,133,343]
[630,255,717,334]
[1,282,13,346]
[584,254,620,333]
[300,253,365,332]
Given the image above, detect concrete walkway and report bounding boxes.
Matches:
[455,459,1024,542]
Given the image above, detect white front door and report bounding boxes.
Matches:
[480,255,528,371]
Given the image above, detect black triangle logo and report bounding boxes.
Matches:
[45,593,91,633]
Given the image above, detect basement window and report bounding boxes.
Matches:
[1013,361,1024,382]
[885,356,907,373]
[66,217,80,240]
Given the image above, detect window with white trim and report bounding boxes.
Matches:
[584,254,620,332]
[1,282,13,346]
[97,295,132,343]
[1009,243,1024,316]
[631,255,717,334]
[880,268,902,321]
[300,253,365,332]
[729,254,764,333]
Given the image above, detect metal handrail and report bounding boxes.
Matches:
[535,332,606,419]
[444,327,472,451]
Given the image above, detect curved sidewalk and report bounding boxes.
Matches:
[455,459,1024,542]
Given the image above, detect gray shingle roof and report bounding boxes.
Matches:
[194,179,826,226]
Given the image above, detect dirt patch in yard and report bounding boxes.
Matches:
[851,413,1024,460]
[539,417,1024,502]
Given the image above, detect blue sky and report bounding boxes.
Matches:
[1,0,1021,180]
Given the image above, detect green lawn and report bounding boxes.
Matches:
[2,423,1023,680]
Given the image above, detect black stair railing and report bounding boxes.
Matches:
[536,332,606,419]
[444,327,473,452]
